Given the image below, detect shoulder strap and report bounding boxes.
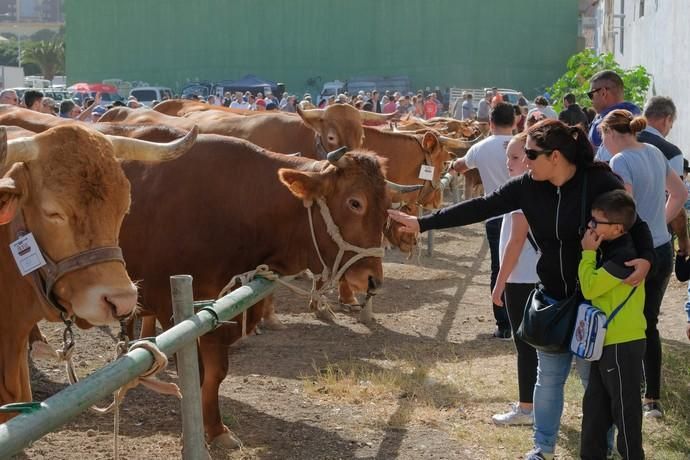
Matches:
[604,286,637,327]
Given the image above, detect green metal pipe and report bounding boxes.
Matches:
[170,275,208,460]
[0,276,276,458]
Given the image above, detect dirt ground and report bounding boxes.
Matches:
[14,212,690,460]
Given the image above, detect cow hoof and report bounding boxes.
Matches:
[339,301,361,312]
[210,431,242,450]
[262,315,287,330]
[30,341,59,361]
[314,307,337,323]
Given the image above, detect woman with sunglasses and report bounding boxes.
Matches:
[388,119,655,460]
[601,109,688,419]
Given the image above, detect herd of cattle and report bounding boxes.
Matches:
[0,101,488,448]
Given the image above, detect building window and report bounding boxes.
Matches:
[639,0,645,17]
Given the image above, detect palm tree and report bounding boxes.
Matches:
[22,39,64,81]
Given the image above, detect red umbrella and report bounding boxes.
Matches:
[67,82,118,93]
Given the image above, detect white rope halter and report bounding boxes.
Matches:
[218,195,385,327]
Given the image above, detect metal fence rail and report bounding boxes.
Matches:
[0,276,276,459]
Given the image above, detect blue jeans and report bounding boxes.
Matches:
[533,351,590,454]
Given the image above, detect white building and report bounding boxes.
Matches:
[591,0,690,157]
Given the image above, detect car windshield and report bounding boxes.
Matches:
[131,90,157,101]
[182,86,209,97]
[501,93,519,104]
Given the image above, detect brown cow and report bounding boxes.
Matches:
[154,99,251,117]
[117,134,390,446]
[101,103,370,160]
[0,124,197,423]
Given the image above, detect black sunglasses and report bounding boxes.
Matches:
[589,217,623,229]
[524,148,554,161]
[586,87,607,100]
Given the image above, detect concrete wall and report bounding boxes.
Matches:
[610,0,690,155]
[65,0,578,99]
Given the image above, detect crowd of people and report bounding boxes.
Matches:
[389,69,689,460]
[1,71,688,458]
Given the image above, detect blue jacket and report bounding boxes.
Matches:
[589,101,641,147]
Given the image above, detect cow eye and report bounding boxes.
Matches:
[43,210,67,223]
[347,198,364,214]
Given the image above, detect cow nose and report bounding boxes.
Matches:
[104,289,138,318]
[367,276,382,293]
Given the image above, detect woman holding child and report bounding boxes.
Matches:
[388,119,655,460]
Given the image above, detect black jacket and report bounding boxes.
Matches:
[558,103,589,128]
[419,166,654,300]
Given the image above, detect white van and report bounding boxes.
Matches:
[129,86,173,107]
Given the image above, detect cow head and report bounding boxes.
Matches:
[297,104,365,154]
[278,149,388,294]
[384,203,419,253]
[414,131,452,209]
[0,125,197,325]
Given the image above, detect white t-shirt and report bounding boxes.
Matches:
[230,101,251,110]
[464,134,512,221]
[498,210,540,284]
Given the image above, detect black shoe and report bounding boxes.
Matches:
[493,327,511,339]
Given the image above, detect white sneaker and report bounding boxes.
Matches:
[492,403,534,426]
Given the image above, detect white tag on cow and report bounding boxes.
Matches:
[9,232,46,276]
[419,165,435,181]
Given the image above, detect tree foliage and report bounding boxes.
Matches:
[21,39,64,81]
[547,49,651,112]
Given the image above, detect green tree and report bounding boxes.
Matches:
[547,49,651,112]
[21,39,64,81]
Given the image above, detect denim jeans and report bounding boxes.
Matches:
[533,351,590,454]
[485,217,509,330]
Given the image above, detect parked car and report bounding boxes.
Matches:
[129,86,173,107]
[181,81,213,99]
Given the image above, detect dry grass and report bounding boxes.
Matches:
[302,341,690,459]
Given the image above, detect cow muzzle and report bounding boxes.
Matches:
[367,275,382,294]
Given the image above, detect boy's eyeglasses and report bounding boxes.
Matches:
[589,217,622,229]
[524,148,553,161]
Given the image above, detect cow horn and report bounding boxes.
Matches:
[327,146,348,164]
[359,110,399,122]
[439,136,476,150]
[6,136,41,164]
[108,125,198,162]
[0,127,6,166]
[386,180,424,193]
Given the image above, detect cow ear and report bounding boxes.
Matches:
[297,106,325,133]
[278,168,325,204]
[0,163,29,225]
[419,131,439,152]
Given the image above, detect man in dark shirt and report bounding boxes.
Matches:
[558,93,588,129]
[637,96,689,255]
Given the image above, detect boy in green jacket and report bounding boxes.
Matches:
[578,190,646,460]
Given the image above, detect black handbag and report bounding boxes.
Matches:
[517,286,582,352]
[516,172,588,353]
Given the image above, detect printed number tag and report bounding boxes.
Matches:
[10,232,46,276]
[418,165,435,181]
